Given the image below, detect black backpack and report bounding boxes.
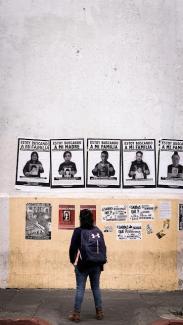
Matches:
[80,227,107,264]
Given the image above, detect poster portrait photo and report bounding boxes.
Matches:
[122,139,156,188]
[15,138,50,187]
[58,205,75,229]
[158,139,183,188]
[86,138,121,188]
[50,138,85,188]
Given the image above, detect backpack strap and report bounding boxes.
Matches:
[74,249,82,266]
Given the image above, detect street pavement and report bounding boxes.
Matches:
[0,289,183,325]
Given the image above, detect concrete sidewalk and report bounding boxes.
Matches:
[0,289,183,325]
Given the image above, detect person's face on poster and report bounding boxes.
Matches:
[31,152,38,163]
[65,169,71,177]
[63,211,70,221]
[44,214,50,220]
[172,154,180,166]
[136,152,143,162]
[101,152,108,163]
[30,165,38,175]
[64,152,71,162]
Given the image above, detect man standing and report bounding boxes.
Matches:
[92,151,115,177]
[58,151,77,178]
[128,151,150,179]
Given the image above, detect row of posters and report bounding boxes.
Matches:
[16,138,183,189]
[26,203,96,239]
[25,203,183,240]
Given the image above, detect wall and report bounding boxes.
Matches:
[2,197,178,290]
[0,0,183,194]
[0,0,183,290]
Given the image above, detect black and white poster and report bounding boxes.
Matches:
[122,139,156,188]
[51,139,85,188]
[116,223,142,240]
[87,138,121,188]
[129,204,154,221]
[158,139,183,188]
[101,205,128,222]
[25,203,52,240]
[178,204,183,231]
[16,138,50,187]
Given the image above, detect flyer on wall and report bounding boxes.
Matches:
[58,205,75,229]
[116,223,142,240]
[50,139,85,188]
[25,203,52,240]
[15,138,50,187]
[101,205,128,222]
[122,139,156,188]
[128,204,154,221]
[158,139,183,188]
[86,138,121,188]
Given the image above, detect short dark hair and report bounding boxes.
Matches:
[172,151,180,158]
[136,151,143,156]
[31,151,38,160]
[101,151,108,157]
[80,209,94,229]
[63,151,72,158]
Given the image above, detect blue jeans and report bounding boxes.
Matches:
[74,265,102,312]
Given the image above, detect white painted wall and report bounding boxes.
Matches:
[0,197,9,288]
[0,0,183,194]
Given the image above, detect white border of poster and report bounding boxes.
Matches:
[122,139,156,188]
[50,138,85,188]
[158,139,183,189]
[15,138,50,187]
[86,138,121,188]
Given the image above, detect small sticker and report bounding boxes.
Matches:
[163,219,170,229]
[156,229,166,239]
[146,224,153,234]
[104,225,113,233]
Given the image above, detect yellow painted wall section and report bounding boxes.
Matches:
[8,197,178,290]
